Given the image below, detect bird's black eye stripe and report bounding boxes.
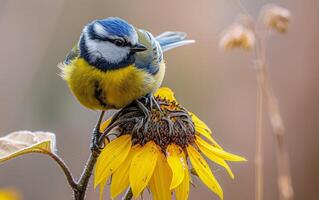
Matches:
[113,39,125,47]
[88,25,129,46]
[99,37,130,47]
[91,31,131,47]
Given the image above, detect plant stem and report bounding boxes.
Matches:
[231,0,250,16]
[74,111,105,200]
[122,188,133,200]
[254,32,294,200]
[74,153,99,200]
[32,146,101,200]
[261,66,294,200]
[255,72,264,200]
[33,150,77,190]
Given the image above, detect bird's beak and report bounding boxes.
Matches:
[131,43,147,52]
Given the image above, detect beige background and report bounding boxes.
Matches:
[0,0,318,199]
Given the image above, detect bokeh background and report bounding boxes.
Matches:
[0,0,318,199]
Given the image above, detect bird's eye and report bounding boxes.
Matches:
[114,39,125,47]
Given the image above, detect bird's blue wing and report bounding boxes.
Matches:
[155,31,195,52]
[134,29,194,74]
[134,29,162,75]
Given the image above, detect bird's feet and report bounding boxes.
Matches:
[140,93,162,111]
[135,99,150,118]
[150,95,162,111]
[90,127,102,154]
[90,111,105,154]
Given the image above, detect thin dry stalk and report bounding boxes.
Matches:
[262,69,294,200]
[226,2,266,197]
[254,31,294,200]
[255,75,264,200]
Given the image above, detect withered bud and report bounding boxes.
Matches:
[262,4,291,33]
[219,23,255,51]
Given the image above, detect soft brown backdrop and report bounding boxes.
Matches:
[0,0,318,199]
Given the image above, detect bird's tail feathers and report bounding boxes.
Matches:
[155,31,195,52]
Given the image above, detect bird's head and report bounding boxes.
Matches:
[79,17,147,69]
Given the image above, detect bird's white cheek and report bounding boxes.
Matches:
[97,43,130,63]
[85,38,130,64]
[84,39,97,61]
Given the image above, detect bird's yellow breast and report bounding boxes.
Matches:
[61,58,165,110]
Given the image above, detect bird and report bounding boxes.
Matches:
[60,17,194,111]
[59,17,194,148]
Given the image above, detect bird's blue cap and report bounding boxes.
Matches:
[95,17,135,38]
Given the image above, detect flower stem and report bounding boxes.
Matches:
[231,0,250,16]
[259,64,294,200]
[255,73,264,200]
[73,111,106,200]
[31,144,101,200]
[254,30,294,200]
[121,188,133,200]
[32,150,77,190]
[74,153,99,200]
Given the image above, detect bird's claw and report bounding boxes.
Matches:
[135,99,150,118]
[90,128,102,153]
[143,94,162,112]
[151,95,162,112]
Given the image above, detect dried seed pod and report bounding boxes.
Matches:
[219,23,255,51]
[262,4,291,33]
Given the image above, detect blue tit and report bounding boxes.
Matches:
[60,17,194,111]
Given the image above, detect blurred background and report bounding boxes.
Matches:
[0,0,318,199]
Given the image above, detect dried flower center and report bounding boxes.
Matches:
[114,97,195,151]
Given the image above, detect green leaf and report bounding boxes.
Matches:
[0,131,57,163]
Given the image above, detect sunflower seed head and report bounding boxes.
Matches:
[116,97,195,152]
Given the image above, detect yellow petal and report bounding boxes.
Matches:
[195,130,222,150]
[187,145,223,199]
[154,87,176,101]
[189,112,212,133]
[196,136,246,162]
[175,167,190,200]
[189,112,223,149]
[100,117,112,132]
[196,139,234,179]
[110,146,140,199]
[166,144,186,189]
[94,135,131,187]
[129,141,159,198]
[149,153,172,200]
[0,189,21,200]
[99,178,107,200]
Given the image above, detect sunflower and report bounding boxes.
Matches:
[94,87,246,200]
